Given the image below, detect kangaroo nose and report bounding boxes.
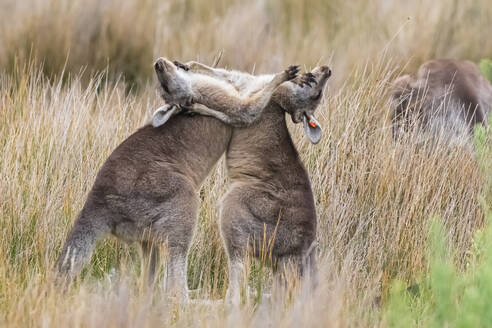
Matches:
[321,66,332,78]
[154,58,165,72]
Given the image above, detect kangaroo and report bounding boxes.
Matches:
[155,61,331,304]
[55,61,321,300]
[391,59,492,143]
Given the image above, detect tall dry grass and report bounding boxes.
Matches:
[1,0,491,327]
[1,0,492,87]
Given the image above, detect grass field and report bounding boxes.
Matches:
[0,0,491,326]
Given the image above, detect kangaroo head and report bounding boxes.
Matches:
[154,57,194,106]
[284,65,331,144]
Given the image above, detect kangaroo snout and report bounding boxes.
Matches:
[320,65,331,78]
[154,57,165,73]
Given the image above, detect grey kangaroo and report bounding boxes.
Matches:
[391,59,492,143]
[154,59,331,304]
[56,60,326,300]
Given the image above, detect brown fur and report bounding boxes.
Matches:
[154,57,299,127]
[56,61,330,302]
[391,59,492,142]
[161,63,331,304]
[56,115,231,296]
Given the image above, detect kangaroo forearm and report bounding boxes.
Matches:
[193,87,247,114]
[184,65,292,126]
[185,104,248,127]
[191,82,273,126]
[186,61,233,82]
[193,94,259,126]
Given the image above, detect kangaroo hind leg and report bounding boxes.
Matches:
[141,241,160,287]
[56,209,110,284]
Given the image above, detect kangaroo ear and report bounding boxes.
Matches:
[392,75,413,95]
[152,105,179,127]
[303,115,322,144]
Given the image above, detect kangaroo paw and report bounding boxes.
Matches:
[296,72,317,87]
[285,65,300,81]
[173,60,190,71]
[154,59,165,73]
[320,66,332,78]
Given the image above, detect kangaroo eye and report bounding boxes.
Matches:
[161,83,169,93]
[312,90,322,101]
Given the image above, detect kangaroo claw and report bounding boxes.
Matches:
[173,61,189,71]
[286,65,300,80]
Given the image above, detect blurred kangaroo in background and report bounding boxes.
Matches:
[391,59,492,145]
[56,60,321,300]
[156,60,331,304]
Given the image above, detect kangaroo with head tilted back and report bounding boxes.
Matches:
[155,58,331,304]
[56,59,329,301]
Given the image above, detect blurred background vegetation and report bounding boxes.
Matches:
[1,0,492,89]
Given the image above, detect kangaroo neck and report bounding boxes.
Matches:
[225,104,304,185]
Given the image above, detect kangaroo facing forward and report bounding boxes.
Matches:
[154,60,331,304]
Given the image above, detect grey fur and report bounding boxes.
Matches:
[55,60,329,302]
[390,59,492,145]
[153,57,299,127]
[56,114,231,298]
[158,62,331,304]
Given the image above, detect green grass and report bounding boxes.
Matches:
[479,59,492,84]
[384,115,492,327]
